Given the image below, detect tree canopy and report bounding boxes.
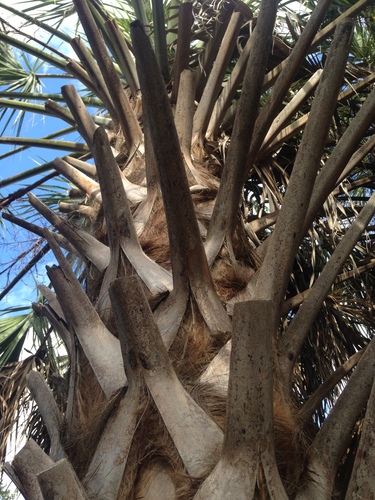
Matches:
[0,0,374,497]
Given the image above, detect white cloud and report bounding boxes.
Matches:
[0,3,79,61]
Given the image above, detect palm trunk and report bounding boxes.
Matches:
[3,0,375,498]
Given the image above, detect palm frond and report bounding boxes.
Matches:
[0,313,34,366]
[0,0,374,497]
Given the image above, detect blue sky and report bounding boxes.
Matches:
[0,10,88,315]
[0,97,70,310]
[0,72,84,309]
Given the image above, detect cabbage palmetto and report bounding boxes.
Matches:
[0,0,375,497]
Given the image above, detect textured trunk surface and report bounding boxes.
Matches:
[3,0,375,498]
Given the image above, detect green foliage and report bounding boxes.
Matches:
[0,481,17,499]
[351,10,375,66]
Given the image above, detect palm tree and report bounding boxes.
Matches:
[0,0,374,497]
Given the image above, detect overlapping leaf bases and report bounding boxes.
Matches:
[0,0,375,498]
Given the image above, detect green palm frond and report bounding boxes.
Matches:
[0,32,69,73]
[0,41,42,136]
[0,304,68,463]
[0,126,77,162]
[0,41,35,88]
[0,313,33,366]
[351,15,375,66]
[21,0,77,26]
[0,1,73,44]
[0,162,63,191]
